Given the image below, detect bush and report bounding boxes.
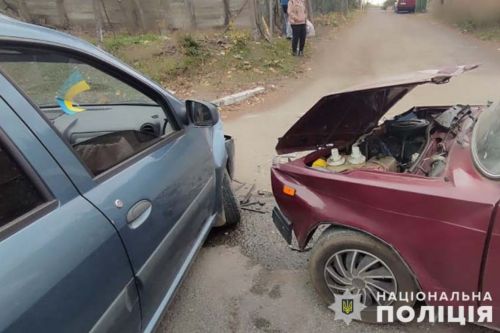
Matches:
[179,35,203,57]
[316,12,337,26]
[228,30,251,52]
[432,0,500,41]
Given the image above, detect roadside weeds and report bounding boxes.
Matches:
[80,11,361,110]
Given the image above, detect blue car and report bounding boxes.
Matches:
[0,15,240,333]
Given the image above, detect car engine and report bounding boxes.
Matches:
[309,105,472,175]
[357,117,430,171]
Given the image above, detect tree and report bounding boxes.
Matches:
[130,0,146,31]
[222,0,231,27]
[93,0,104,47]
[184,0,197,28]
[159,0,172,33]
[115,0,145,33]
[56,0,70,28]
[306,0,314,23]
[2,0,31,21]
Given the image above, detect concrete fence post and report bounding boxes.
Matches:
[184,0,197,29]
[56,0,69,28]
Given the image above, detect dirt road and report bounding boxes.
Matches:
[160,8,500,333]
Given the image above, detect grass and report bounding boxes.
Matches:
[456,21,500,41]
[103,34,161,52]
[315,11,354,27]
[102,28,300,95]
[96,11,358,98]
[431,0,500,42]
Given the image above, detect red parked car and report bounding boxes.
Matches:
[394,0,416,13]
[271,65,500,325]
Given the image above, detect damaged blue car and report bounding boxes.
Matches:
[0,15,239,333]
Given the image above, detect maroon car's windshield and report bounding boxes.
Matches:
[473,101,500,179]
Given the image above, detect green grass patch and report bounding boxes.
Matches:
[103,34,161,53]
[454,20,500,41]
[102,29,301,87]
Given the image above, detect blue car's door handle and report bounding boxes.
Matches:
[127,200,152,229]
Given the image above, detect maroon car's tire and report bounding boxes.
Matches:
[309,228,418,323]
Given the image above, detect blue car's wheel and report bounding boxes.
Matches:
[222,170,241,226]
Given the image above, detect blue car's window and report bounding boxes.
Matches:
[0,143,45,228]
[0,49,156,109]
[0,47,175,176]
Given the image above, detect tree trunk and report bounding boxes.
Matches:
[159,0,172,33]
[18,0,31,21]
[93,0,104,47]
[3,0,32,21]
[100,0,113,29]
[249,0,260,39]
[116,0,137,33]
[222,0,231,27]
[306,0,314,23]
[56,0,70,29]
[184,0,197,29]
[130,0,146,31]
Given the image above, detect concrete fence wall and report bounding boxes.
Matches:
[431,0,500,25]
[0,0,256,32]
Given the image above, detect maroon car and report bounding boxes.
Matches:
[271,65,500,325]
[394,0,416,13]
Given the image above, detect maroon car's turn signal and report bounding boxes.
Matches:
[283,185,296,197]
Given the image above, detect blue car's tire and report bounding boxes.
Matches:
[222,170,241,226]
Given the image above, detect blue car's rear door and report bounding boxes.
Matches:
[0,45,217,330]
[0,95,140,333]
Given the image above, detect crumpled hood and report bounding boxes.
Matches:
[276,65,478,154]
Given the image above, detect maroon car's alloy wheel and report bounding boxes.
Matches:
[324,249,398,306]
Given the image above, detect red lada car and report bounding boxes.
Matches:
[271,65,500,326]
[395,0,416,13]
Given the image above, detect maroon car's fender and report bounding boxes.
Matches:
[271,143,500,303]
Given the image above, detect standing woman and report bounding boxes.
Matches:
[288,0,307,56]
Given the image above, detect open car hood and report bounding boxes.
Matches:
[276,65,478,154]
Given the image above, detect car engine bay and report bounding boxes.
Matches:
[308,105,475,177]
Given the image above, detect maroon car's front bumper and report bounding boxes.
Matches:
[271,165,319,250]
[272,207,293,245]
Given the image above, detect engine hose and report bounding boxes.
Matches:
[408,123,432,173]
[429,160,446,177]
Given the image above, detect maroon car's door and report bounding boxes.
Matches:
[481,202,500,326]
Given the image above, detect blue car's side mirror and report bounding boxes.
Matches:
[186,100,219,127]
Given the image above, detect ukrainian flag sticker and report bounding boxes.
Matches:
[56,71,91,115]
